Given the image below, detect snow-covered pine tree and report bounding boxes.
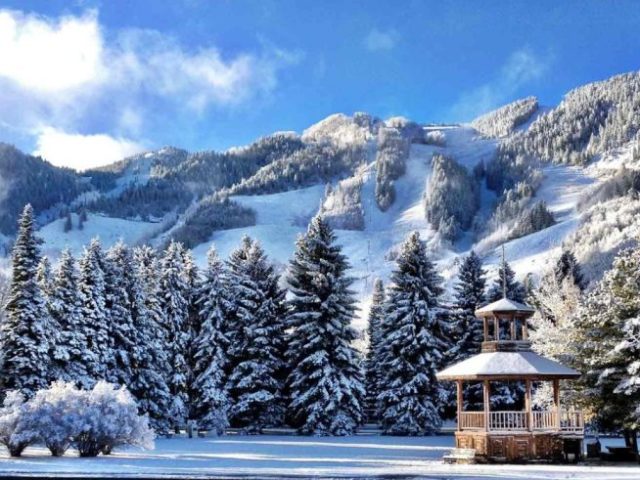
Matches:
[573,246,640,446]
[181,247,201,427]
[486,258,526,303]
[226,240,287,432]
[104,242,136,387]
[376,231,447,435]
[49,249,94,388]
[553,250,585,290]
[285,215,364,435]
[447,251,486,410]
[190,247,230,434]
[130,246,172,434]
[365,278,385,418]
[0,204,50,397]
[158,241,192,432]
[449,251,486,362]
[78,238,110,381]
[223,235,254,377]
[36,255,60,385]
[36,256,53,298]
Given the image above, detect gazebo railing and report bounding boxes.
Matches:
[490,411,528,431]
[458,410,584,433]
[459,411,485,430]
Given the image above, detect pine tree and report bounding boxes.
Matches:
[158,241,191,432]
[226,240,287,432]
[191,247,230,434]
[78,239,110,381]
[285,216,365,435]
[0,204,50,397]
[376,231,447,435]
[553,250,585,290]
[449,251,486,362]
[574,246,640,444]
[365,279,385,418]
[49,249,93,388]
[486,258,526,303]
[104,242,136,386]
[130,246,172,434]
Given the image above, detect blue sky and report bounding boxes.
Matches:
[0,0,639,169]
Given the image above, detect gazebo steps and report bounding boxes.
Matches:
[443,448,477,464]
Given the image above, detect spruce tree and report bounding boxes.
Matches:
[190,247,231,434]
[285,216,364,435]
[554,250,585,290]
[158,241,191,432]
[447,251,486,411]
[131,246,172,434]
[574,246,640,445]
[78,238,110,381]
[49,249,93,388]
[226,240,287,432]
[376,231,447,435]
[365,278,385,418]
[449,251,486,362]
[104,242,136,386]
[486,258,526,303]
[0,204,50,397]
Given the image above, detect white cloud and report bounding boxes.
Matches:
[0,8,300,168]
[364,29,399,52]
[450,48,551,121]
[0,10,105,93]
[34,127,145,171]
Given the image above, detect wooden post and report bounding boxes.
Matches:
[483,317,488,342]
[525,379,532,431]
[494,315,499,341]
[522,319,528,341]
[553,379,560,430]
[457,380,463,431]
[483,380,490,432]
[510,315,516,340]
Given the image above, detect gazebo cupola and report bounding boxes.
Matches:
[436,296,584,462]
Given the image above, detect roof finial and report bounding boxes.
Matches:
[501,244,507,299]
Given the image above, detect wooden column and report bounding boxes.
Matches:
[510,315,516,340]
[553,379,560,430]
[483,380,490,432]
[525,379,532,431]
[493,315,499,340]
[483,317,488,342]
[456,380,463,431]
[522,319,529,341]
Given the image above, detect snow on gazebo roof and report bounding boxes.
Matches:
[475,297,535,317]
[436,351,580,381]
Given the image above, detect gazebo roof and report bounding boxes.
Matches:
[475,297,535,317]
[436,351,580,381]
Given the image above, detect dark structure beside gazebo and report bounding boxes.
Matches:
[437,297,584,462]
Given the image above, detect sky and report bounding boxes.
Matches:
[0,1,639,170]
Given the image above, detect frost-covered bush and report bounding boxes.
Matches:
[22,381,82,456]
[0,381,154,458]
[577,166,640,212]
[0,391,38,457]
[73,381,154,457]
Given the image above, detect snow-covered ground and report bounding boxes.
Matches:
[0,435,637,479]
[39,213,163,259]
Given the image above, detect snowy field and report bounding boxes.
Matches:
[0,435,639,479]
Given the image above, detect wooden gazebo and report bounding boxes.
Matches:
[437,297,584,462]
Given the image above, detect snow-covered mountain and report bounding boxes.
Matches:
[3,71,640,326]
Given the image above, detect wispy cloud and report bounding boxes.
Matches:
[0,8,300,168]
[449,48,551,121]
[364,28,399,52]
